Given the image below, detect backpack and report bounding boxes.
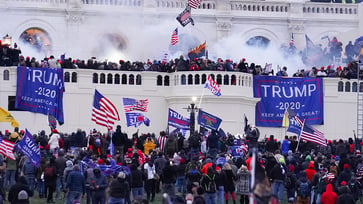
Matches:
[285,175,292,189]
[44,166,54,177]
[204,175,216,193]
[298,181,310,198]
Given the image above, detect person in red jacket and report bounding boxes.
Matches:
[305,163,316,182]
[320,183,337,204]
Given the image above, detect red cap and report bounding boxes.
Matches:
[45,144,50,150]
[328,140,332,144]
[52,129,58,133]
[321,66,324,70]
[97,159,103,165]
[128,148,132,152]
[341,181,347,186]
[344,164,349,169]
[5,130,9,133]
[215,166,221,170]
[117,162,122,166]
[289,164,295,172]
[180,158,185,164]
[107,154,111,158]
[242,58,246,61]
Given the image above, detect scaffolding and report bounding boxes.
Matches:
[357,62,363,139]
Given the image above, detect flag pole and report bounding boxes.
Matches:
[296,120,305,152]
[198,86,205,109]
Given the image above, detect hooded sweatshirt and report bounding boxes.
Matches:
[320,183,337,204]
[305,163,316,182]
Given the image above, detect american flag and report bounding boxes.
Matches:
[188,0,202,9]
[180,9,191,22]
[123,98,149,112]
[157,135,167,152]
[0,137,16,160]
[171,28,179,45]
[300,120,326,146]
[241,143,248,154]
[91,89,120,130]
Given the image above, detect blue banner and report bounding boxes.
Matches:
[16,129,41,167]
[125,112,150,127]
[197,109,222,130]
[16,67,65,124]
[168,108,190,130]
[253,76,324,127]
[287,117,302,135]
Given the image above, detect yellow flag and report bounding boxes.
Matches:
[282,109,289,127]
[0,107,19,127]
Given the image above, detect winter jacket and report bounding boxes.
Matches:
[109,178,129,198]
[320,184,337,204]
[66,170,85,194]
[305,163,316,182]
[130,167,144,188]
[8,177,33,204]
[337,186,355,204]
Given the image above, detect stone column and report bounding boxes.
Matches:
[288,0,306,50]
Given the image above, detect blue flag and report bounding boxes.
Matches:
[197,109,222,130]
[253,76,324,127]
[125,112,150,127]
[168,108,190,130]
[287,117,302,135]
[16,129,41,167]
[16,67,65,124]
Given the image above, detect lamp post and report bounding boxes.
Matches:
[187,97,198,137]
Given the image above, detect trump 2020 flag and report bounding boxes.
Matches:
[16,129,41,167]
[197,109,222,130]
[168,108,190,130]
[176,5,194,27]
[16,67,65,124]
[125,112,150,127]
[204,75,221,96]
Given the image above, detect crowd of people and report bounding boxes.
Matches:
[1,36,363,80]
[0,124,362,204]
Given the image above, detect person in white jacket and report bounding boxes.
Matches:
[48,129,60,153]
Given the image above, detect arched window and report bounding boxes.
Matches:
[231,75,236,85]
[64,72,70,82]
[181,74,186,85]
[115,74,120,84]
[136,74,142,85]
[129,74,134,85]
[71,72,77,83]
[93,73,98,83]
[19,27,52,55]
[188,74,193,85]
[164,76,170,86]
[216,74,222,85]
[107,74,113,84]
[122,74,127,84]
[195,74,200,85]
[338,81,344,92]
[157,75,163,86]
[100,73,106,84]
[352,82,357,92]
[224,75,229,85]
[202,74,207,84]
[345,82,351,92]
[3,70,9,80]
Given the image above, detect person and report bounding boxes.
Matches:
[320,183,337,204]
[194,187,207,204]
[44,157,57,203]
[21,157,37,192]
[176,158,187,196]
[130,164,145,200]
[269,157,286,203]
[7,176,33,204]
[214,166,226,204]
[161,160,177,197]
[222,163,236,204]
[65,165,85,204]
[16,190,29,204]
[36,158,47,198]
[285,164,297,204]
[112,125,128,159]
[165,133,178,158]
[90,168,108,204]
[9,127,20,143]
[3,155,17,191]
[296,171,311,204]
[336,183,355,204]
[108,171,130,204]
[201,167,217,204]
[235,165,250,204]
[143,158,156,202]
[281,136,290,155]
[207,131,219,161]
[55,149,67,199]
[265,135,278,153]
[48,129,60,153]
